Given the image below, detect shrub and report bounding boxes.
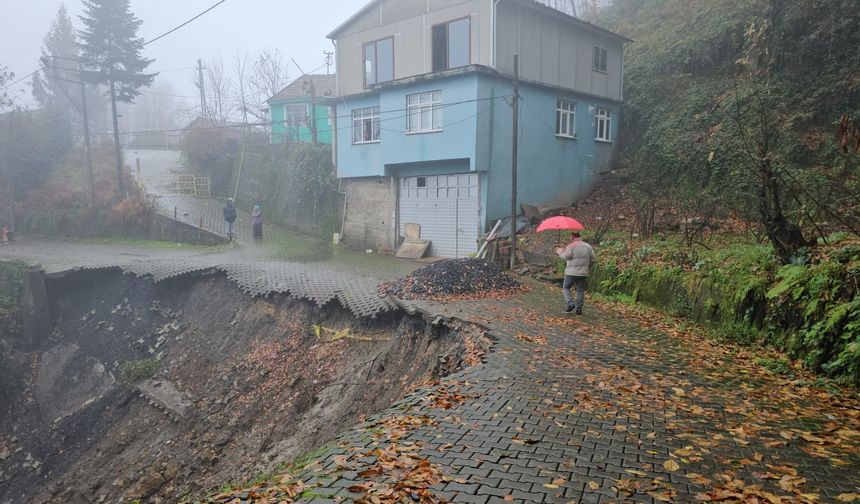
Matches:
[118,358,158,384]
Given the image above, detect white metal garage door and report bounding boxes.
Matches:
[399,173,480,258]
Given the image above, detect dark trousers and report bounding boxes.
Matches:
[563,275,587,309]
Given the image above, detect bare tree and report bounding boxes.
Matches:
[201,55,238,127]
[233,53,250,125]
[247,50,289,126]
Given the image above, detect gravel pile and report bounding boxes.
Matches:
[380,258,524,300]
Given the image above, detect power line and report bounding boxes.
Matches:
[104,96,507,136]
[0,69,39,91]
[143,0,229,47]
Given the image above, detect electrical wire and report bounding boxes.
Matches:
[0,69,39,91]
[143,0,229,47]
[101,96,508,136]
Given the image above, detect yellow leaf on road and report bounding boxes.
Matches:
[663,459,680,472]
[588,481,600,491]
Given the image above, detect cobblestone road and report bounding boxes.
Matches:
[266,282,860,503]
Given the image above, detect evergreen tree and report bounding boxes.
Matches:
[0,64,13,111]
[32,5,108,138]
[32,5,78,109]
[78,0,156,197]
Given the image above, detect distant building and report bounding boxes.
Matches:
[266,74,337,144]
[328,0,630,257]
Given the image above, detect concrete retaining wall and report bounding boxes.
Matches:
[342,177,397,252]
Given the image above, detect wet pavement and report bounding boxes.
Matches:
[2,150,858,502]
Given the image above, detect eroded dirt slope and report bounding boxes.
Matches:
[0,269,487,503]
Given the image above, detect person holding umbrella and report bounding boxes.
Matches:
[538,216,595,314]
[556,231,596,314]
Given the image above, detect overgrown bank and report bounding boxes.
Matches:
[579,235,860,385]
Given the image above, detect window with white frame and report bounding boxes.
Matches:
[595,108,611,142]
[352,107,380,143]
[407,91,443,133]
[555,100,576,138]
[593,46,608,72]
[284,103,307,125]
[364,37,394,87]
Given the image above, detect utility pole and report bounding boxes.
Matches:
[5,112,16,233]
[305,79,318,144]
[79,62,95,203]
[44,55,96,203]
[197,59,207,125]
[109,78,125,198]
[510,54,520,271]
[324,51,334,75]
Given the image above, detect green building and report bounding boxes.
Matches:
[267,74,336,144]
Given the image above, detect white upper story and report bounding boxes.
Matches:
[328,0,629,100]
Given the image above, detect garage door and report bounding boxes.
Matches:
[399,173,480,258]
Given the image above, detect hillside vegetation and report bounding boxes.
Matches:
[599,0,860,250]
[550,0,860,384]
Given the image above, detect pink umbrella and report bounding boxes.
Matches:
[536,216,585,246]
[536,216,585,232]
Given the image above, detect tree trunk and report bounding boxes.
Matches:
[758,156,807,263]
[109,80,125,198]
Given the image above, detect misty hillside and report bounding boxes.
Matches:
[597,0,860,226]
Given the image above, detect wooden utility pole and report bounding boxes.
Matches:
[5,112,16,233]
[307,79,318,144]
[510,54,520,271]
[324,51,334,75]
[197,59,207,125]
[109,78,125,198]
[79,62,95,203]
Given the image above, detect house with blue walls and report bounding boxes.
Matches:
[267,74,336,144]
[328,0,629,257]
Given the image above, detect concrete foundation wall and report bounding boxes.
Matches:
[342,177,397,252]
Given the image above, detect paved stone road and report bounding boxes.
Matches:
[130,149,289,245]
[262,282,860,503]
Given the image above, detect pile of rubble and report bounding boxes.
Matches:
[379,258,523,300]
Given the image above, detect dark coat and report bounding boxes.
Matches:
[223,204,237,223]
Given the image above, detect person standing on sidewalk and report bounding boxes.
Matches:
[251,205,263,240]
[223,199,238,241]
[556,232,596,315]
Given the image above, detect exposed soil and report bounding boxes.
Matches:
[0,269,489,504]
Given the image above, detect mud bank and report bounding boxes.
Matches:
[0,269,488,503]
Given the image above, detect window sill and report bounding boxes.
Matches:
[352,140,381,145]
[594,138,613,144]
[555,134,577,140]
[593,68,608,74]
[405,129,444,136]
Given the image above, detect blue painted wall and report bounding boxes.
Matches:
[335,69,620,231]
[476,73,619,226]
[336,73,481,178]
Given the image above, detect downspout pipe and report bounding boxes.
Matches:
[491,0,501,68]
[331,38,348,240]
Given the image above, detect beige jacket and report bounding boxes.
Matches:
[557,239,596,277]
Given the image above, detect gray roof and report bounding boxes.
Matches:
[267,74,337,103]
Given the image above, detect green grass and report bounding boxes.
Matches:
[118,358,158,384]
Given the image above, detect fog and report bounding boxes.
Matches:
[0,0,368,107]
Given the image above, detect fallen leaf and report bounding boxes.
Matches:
[663,459,680,472]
